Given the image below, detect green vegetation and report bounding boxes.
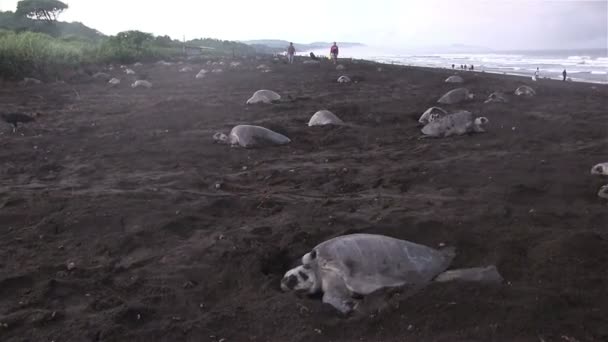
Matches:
[0,28,182,79]
[0,2,260,80]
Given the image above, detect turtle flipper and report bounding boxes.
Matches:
[322,290,358,314]
[321,271,359,314]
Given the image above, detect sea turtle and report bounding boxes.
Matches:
[108,78,121,85]
[445,75,464,83]
[246,90,281,104]
[484,92,508,104]
[336,64,346,71]
[418,107,448,125]
[131,80,152,88]
[281,234,502,314]
[591,163,608,199]
[308,110,344,126]
[213,125,290,148]
[92,72,111,81]
[514,85,536,96]
[20,77,42,86]
[421,110,488,137]
[337,75,351,83]
[125,68,136,75]
[437,88,475,105]
[591,163,608,176]
[133,62,143,67]
[598,185,608,199]
[195,69,208,79]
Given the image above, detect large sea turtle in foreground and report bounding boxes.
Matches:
[246,90,281,104]
[213,125,290,148]
[437,88,475,104]
[421,110,488,137]
[281,234,502,314]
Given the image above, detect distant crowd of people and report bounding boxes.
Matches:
[286,42,339,64]
[452,64,474,71]
[450,64,568,81]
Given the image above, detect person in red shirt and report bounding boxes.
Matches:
[287,42,296,64]
[330,42,339,64]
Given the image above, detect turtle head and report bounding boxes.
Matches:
[428,113,442,123]
[474,117,489,132]
[280,264,319,294]
[213,132,229,144]
[591,163,608,176]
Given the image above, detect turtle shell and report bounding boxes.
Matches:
[228,125,290,148]
[308,110,344,127]
[306,234,454,295]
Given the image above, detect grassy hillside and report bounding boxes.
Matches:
[0,10,262,80]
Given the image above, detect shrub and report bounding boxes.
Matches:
[0,30,180,79]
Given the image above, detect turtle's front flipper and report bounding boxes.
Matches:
[321,271,359,314]
[322,291,358,314]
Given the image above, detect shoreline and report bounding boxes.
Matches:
[361,59,608,85]
[298,48,608,85]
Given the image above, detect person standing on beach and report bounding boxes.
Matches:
[452,64,455,69]
[534,67,540,80]
[287,42,296,64]
[562,69,567,81]
[330,42,339,64]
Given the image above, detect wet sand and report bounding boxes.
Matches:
[1,57,608,342]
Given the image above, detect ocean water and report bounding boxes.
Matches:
[305,47,608,84]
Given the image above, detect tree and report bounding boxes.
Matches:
[154,35,174,47]
[114,30,154,50]
[16,0,68,23]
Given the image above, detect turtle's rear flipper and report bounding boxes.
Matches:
[434,265,503,284]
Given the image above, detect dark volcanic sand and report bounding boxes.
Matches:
[1,58,607,342]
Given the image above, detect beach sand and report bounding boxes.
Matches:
[1,57,607,342]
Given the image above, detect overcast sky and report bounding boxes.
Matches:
[0,0,606,50]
